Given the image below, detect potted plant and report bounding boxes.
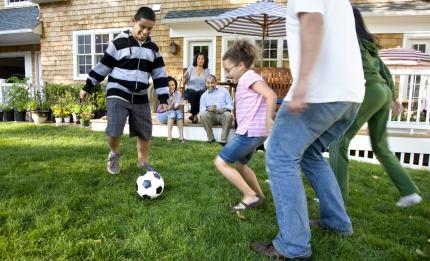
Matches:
[2,102,14,122]
[62,107,71,123]
[0,103,4,122]
[70,103,81,124]
[6,76,30,122]
[27,89,50,124]
[79,103,95,127]
[51,104,63,124]
[93,91,107,119]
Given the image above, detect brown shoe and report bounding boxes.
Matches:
[250,242,312,260]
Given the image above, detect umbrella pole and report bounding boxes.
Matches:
[260,14,268,68]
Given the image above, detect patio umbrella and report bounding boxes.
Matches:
[379,47,430,68]
[205,0,287,41]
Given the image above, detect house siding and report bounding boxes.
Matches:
[34,0,420,85]
[38,0,261,85]
[375,33,404,48]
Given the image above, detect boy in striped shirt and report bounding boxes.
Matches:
[80,6,169,175]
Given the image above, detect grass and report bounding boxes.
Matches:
[0,123,429,260]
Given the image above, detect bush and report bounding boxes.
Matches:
[6,76,30,111]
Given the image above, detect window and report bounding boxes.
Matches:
[222,37,289,80]
[73,29,126,80]
[5,0,31,6]
[255,39,278,67]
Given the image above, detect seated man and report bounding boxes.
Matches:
[199,74,233,145]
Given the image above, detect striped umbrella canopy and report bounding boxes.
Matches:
[205,0,287,40]
[379,48,430,68]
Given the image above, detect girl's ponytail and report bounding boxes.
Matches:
[223,39,257,68]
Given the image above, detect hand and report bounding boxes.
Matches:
[391,101,403,115]
[207,105,216,112]
[80,90,90,101]
[287,78,309,114]
[158,104,169,112]
[217,108,227,114]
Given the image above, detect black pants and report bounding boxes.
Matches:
[185,89,205,116]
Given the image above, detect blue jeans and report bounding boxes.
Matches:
[266,102,360,258]
[218,133,266,164]
[156,110,183,124]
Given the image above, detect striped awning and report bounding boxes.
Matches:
[379,48,430,67]
[205,0,287,39]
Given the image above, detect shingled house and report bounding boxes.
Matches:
[0,0,429,86]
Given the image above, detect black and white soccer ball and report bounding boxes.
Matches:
[136,171,164,199]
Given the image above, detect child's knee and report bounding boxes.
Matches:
[214,156,227,169]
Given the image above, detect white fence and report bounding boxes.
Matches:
[387,70,430,134]
[0,83,40,106]
[349,69,430,170]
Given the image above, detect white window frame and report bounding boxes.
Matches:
[0,51,32,83]
[221,36,288,81]
[403,33,430,54]
[4,0,33,8]
[183,37,217,76]
[72,28,129,80]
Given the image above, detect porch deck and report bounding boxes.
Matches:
[90,112,430,171]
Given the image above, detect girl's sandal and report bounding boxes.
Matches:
[230,196,263,212]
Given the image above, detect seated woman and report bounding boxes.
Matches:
[156,76,185,143]
[184,52,210,123]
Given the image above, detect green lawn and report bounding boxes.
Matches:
[0,123,429,260]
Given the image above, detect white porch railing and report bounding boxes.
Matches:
[348,69,430,170]
[387,69,430,135]
[0,83,38,105]
[0,83,13,105]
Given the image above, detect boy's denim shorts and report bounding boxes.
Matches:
[156,110,183,124]
[106,98,152,140]
[218,133,266,164]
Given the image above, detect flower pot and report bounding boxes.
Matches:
[14,111,26,122]
[63,116,71,123]
[3,110,14,121]
[72,112,80,123]
[26,110,33,122]
[54,117,62,124]
[81,119,90,127]
[31,110,49,124]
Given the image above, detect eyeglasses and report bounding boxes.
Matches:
[224,64,237,74]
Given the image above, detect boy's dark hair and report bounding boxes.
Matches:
[206,74,217,82]
[167,76,178,91]
[135,7,156,21]
[222,39,257,68]
[353,7,380,47]
[192,52,209,69]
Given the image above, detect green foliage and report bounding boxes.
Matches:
[50,104,63,118]
[27,88,50,111]
[5,76,30,111]
[93,91,106,111]
[79,102,95,122]
[45,83,82,105]
[0,124,429,260]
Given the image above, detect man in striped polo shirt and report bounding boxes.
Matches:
[80,7,169,175]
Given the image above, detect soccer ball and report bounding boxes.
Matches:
[136,171,164,199]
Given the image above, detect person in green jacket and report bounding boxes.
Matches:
[329,7,422,208]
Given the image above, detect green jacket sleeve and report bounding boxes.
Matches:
[378,57,396,100]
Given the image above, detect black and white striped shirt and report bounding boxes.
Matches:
[83,30,169,104]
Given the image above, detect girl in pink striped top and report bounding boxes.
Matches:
[214,40,277,212]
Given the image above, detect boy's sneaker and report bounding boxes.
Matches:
[137,162,156,172]
[396,193,422,208]
[107,152,120,174]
